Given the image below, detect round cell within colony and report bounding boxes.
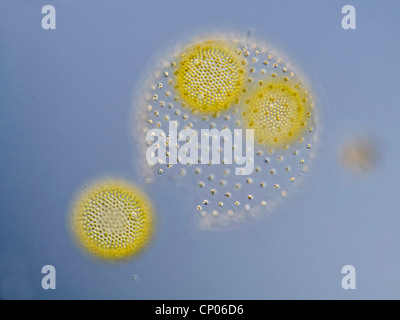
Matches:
[173,40,246,114]
[242,79,312,147]
[70,179,155,261]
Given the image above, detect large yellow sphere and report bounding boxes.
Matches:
[69,179,155,261]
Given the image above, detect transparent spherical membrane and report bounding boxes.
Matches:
[134,32,320,231]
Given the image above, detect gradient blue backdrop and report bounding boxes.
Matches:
[1,0,399,299]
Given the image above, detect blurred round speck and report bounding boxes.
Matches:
[338,134,379,176]
[131,274,140,282]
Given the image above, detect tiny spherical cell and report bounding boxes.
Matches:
[69,179,155,261]
[173,40,245,114]
[338,135,378,175]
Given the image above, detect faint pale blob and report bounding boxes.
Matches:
[131,274,140,281]
[133,31,320,230]
[338,136,378,176]
[69,178,155,261]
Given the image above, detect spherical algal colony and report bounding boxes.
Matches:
[133,31,320,230]
[70,179,155,261]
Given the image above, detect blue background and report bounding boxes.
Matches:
[0,0,399,299]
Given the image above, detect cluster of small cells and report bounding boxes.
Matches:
[175,41,245,113]
[70,179,154,260]
[135,33,319,230]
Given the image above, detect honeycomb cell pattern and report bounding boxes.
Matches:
[242,79,312,147]
[70,179,155,260]
[134,32,320,230]
[174,40,246,114]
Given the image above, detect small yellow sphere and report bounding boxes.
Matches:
[69,179,155,261]
[242,79,312,147]
[173,40,245,114]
